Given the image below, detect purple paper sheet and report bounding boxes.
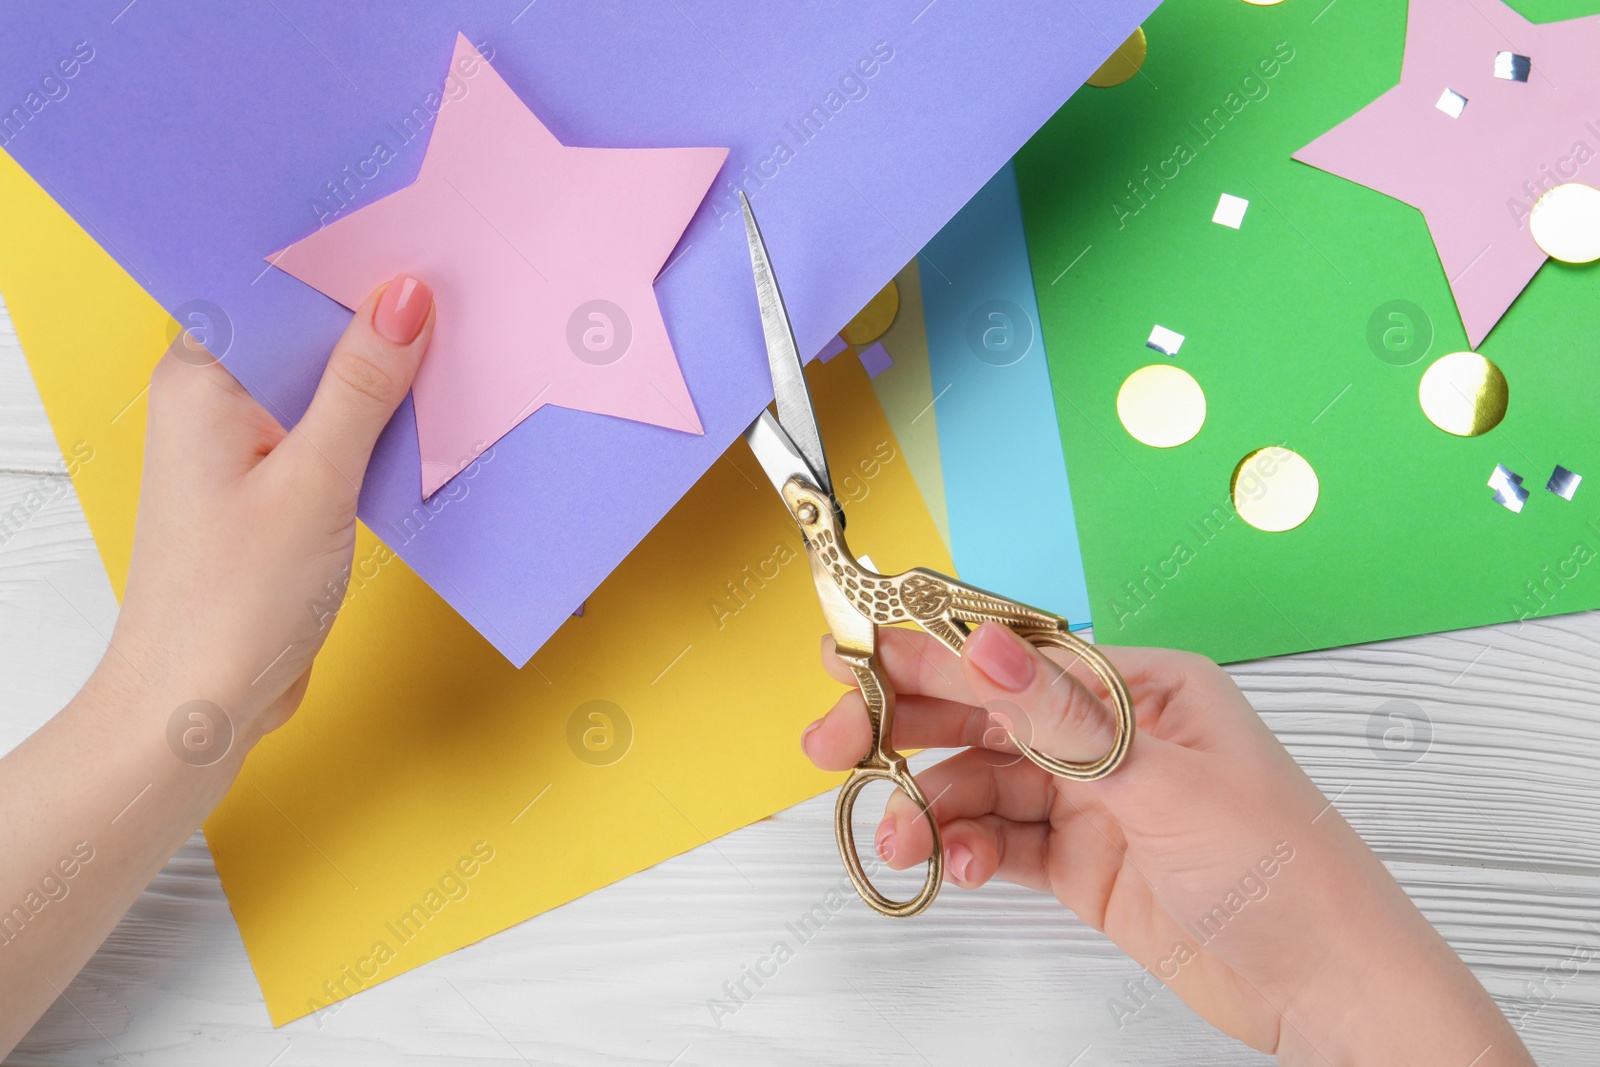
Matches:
[0,0,1157,664]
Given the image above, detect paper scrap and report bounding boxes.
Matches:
[1547,465,1582,500]
[1417,351,1507,437]
[857,340,893,378]
[1295,0,1600,345]
[0,0,1161,666]
[1493,51,1530,82]
[840,281,900,349]
[1489,463,1529,512]
[0,148,952,1024]
[1147,324,1185,356]
[817,333,849,362]
[1117,364,1206,448]
[1231,446,1320,532]
[272,36,723,499]
[1212,193,1250,228]
[1434,87,1467,118]
[1530,183,1600,264]
[1086,26,1148,88]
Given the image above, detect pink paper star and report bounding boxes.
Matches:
[272,34,727,497]
[1295,0,1600,346]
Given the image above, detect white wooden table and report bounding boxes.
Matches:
[3,299,1596,1066]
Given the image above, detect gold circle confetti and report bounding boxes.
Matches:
[1116,364,1206,447]
[1231,447,1319,532]
[840,280,899,347]
[1530,183,1600,263]
[1418,351,1508,436]
[1087,27,1147,88]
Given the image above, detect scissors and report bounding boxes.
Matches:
[737,193,1137,918]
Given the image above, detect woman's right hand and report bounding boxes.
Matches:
[802,623,1531,1065]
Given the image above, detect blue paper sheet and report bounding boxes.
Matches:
[0,0,1151,661]
[920,163,1093,627]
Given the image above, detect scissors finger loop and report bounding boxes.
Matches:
[1007,629,1135,781]
[834,764,944,918]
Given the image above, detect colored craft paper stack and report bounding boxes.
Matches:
[829,176,1098,629]
[0,0,1157,666]
[919,162,1093,627]
[0,0,1158,1023]
[0,147,951,1019]
[1017,0,1600,663]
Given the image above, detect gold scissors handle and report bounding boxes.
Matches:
[784,479,1135,917]
[831,648,944,918]
[945,624,1134,782]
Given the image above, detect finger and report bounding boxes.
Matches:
[816,628,1211,719]
[272,275,434,498]
[819,632,1231,738]
[889,753,1136,928]
[1088,644,1247,742]
[940,815,1051,893]
[820,628,974,704]
[875,747,1059,867]
[800,689,997,772]
[960,622,1119,768]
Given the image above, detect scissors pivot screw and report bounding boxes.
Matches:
[796,501,819,524]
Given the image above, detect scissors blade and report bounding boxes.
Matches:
[740,191,832,498]
[743,409,818,498]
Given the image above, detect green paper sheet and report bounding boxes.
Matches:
[1017,0,1600,664]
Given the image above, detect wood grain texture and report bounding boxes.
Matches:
[2,309,1597,1065]
[0,306,74,476]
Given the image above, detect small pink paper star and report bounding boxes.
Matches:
[272,34,727,497]
[1295,0,1600,346]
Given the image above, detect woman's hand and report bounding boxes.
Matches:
[802,623,1531,1066]
[112,274,434,746]
[0,275,432,1055]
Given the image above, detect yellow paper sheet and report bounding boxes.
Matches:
[0,148,952,1024]
[869,259,950,550]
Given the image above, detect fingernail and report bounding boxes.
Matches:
[800,718,822,757]
[947,843,974,885]
[966,622,1035,692]
[373,274,432,344]
[875,820,896,862]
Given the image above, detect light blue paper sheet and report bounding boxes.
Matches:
[920,162,1092,627]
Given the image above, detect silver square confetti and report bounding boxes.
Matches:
[1546,464,1582,500]
[1146,324,1185,357]
[1436,88,1468,118]
[1493,51,1531,82]
[1488,463,1528,513]
[1212,193,1250,229]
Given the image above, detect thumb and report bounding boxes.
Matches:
[959,622,1119,767]
[281,274,434,497]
